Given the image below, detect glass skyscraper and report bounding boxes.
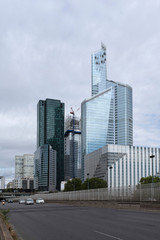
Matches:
[91,42,107,96]
[37,98,64,190]
[81,44,133,180]
[34,144,56,191]
[82,80,133,155]
[64,116,81,180]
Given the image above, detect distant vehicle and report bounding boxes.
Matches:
[36,198,45,204]
[8,199,13,203]
[25,198,34,205]
[19,199,26,204]
[1,200,5,205]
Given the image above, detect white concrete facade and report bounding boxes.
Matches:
[12,177,34,189]
[0,176,5,189]
[15,154,34,178]
[84,144,160,188]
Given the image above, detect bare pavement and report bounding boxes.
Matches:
[1,202,160,240]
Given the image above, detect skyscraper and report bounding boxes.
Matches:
[15,154,34,178]
[82,78,133,155]
[37,98,64,190]
[64,115,81,180]
[81,44,133,180]
[34,144,56,191]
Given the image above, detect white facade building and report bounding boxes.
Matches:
[0,176,5,189]
[15,154,34,178]
[85,144,160,188]
[12,177,34,190]
[12,178,22,189]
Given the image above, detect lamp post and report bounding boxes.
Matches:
[87,173,89,190]
[150,155,155,183]
[150,155,155,201]
[109,166,113,188]
[73,178,75,191]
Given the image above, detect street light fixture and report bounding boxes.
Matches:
[87,173,89,190]
[150,155,155,183]
[109,166,113,188]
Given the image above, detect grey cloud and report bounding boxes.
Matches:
[0,0,160,181]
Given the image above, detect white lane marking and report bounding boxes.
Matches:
[94,230,124,240]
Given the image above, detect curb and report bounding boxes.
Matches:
[0,217,13,240]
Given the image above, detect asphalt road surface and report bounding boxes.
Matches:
[1,202,160,240]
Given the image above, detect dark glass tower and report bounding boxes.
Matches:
[37,98,64,190]
[34,144,56,191]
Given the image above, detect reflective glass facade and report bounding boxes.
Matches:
[64,130,81,180]
[106,80,133,145]
[81,81,133,180]
[37,98,64,190]
[64,116,81,180]
[91,43,107,96]
[34,144,56,191]
[82,88,114,156]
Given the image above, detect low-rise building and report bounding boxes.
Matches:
[85,144,160,188]
[7,181,13,189]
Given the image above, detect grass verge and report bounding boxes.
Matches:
[0,209,19,240]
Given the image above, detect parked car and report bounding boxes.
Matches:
[36,198,45,204]
[19,199,26,204]
[8,199,13,203]
[25,198,34,205]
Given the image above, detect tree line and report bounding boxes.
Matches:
[64,178,107,192]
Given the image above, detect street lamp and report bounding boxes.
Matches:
[87,173,89,190]
[150,155,155,202]
[109,166,113,188]
[150,155,155,183]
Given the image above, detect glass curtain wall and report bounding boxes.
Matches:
[91,43,107,96]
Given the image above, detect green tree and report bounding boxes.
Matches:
[140,176,160,184]
[64,178,82,192]
[82,178,107,190]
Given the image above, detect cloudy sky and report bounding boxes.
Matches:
[0,0,160,183]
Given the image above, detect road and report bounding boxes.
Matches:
[1,202,160,240]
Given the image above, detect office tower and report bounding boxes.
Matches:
[106,79,133,145]
[15,154,34,178]
[37,98,64,190]
[82,81,132,154]
[91,42,107,96]
[81,44,133,180]
[84,144,160,188]
[34,144,56,191]
[64,115,81,180]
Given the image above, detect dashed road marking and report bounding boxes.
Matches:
[94,230,124,240]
